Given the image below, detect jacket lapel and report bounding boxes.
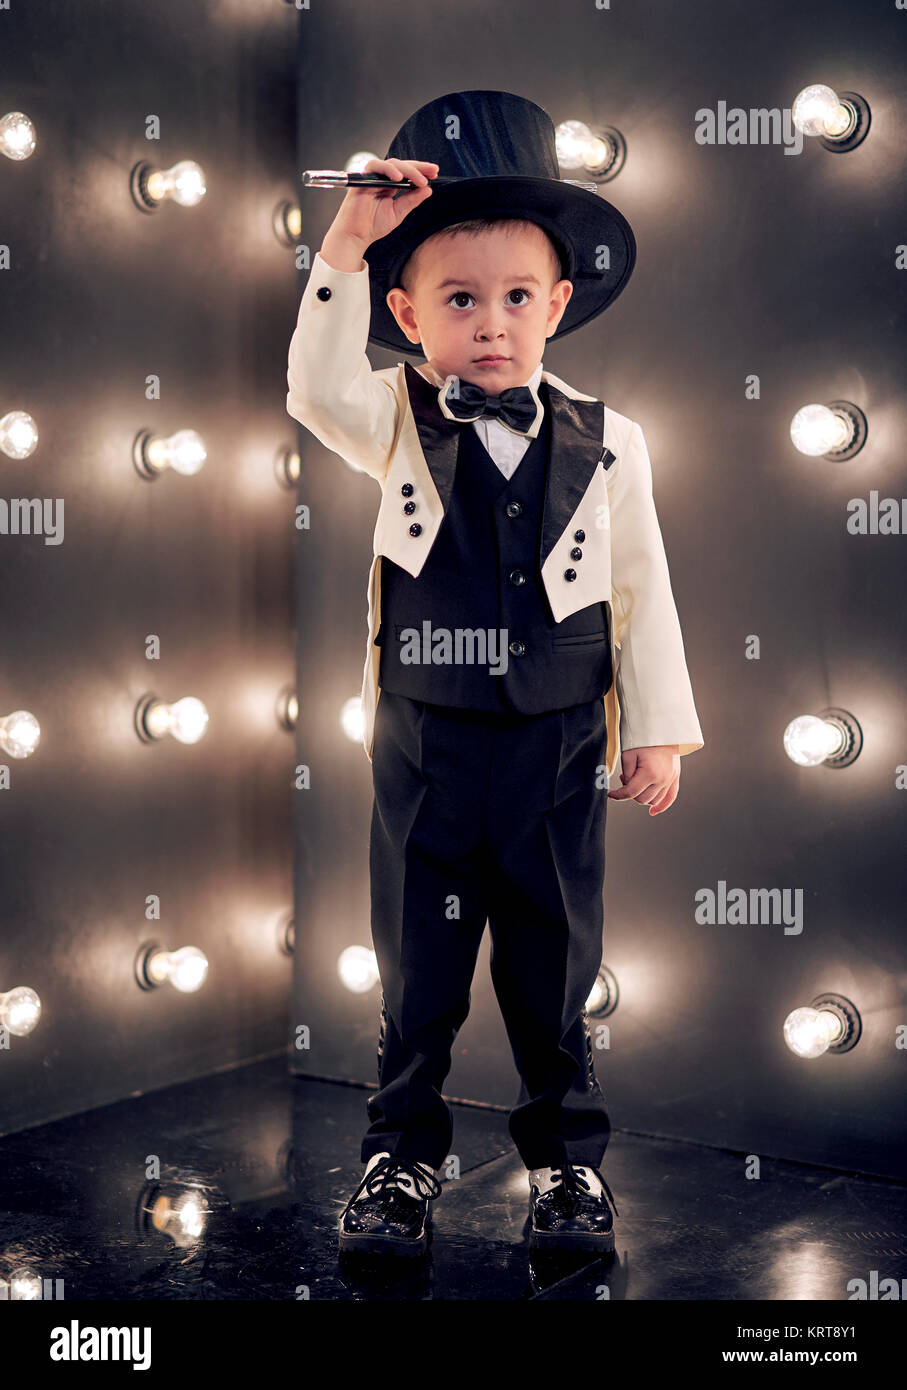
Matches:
[540,384,606,566]
[402,362,605,566]
[403,361,461,513]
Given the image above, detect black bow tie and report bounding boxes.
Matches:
[439,378,539,434]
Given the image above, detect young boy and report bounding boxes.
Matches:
[287,91,703,1258]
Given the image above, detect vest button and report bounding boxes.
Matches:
[316,286,332,301]
[570,546,583,561]
[508,568,526,586]
[564,568,577,582]
[409,522,422,537]
[401,483,414,497]
[505,501,523,517]
[508,639,526,657]
[573,529,585,542]
[403,501,416,515]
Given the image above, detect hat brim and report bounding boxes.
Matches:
[362,175,636,356]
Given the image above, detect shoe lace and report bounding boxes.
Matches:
[549,1161,620,1218]
[343,1157,442,1213]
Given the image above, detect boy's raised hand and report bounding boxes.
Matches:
[321,157,438,268]
[607,746,681,815]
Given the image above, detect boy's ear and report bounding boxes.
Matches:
[386,287,422,345]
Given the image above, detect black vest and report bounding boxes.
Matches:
[375,383,612,714]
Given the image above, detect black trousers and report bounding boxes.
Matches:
[363,688,611,1172]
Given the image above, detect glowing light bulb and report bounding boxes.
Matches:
[149,1189,209,1246]
[0,111,36,160]
[791,85,854,139]
[0,410,39,459]
[790,404,854,456]
[783,1006,843,1058]
[783,715,846,766]
[345,151,379,173]
[0,709,41,758]
[146,946,209,993]
[555,119,613,172]
[144,159,206,206]
[338,945,379,994]
[142,696,209,744]
[0,986,42,1036]
[340,696,364,743]
[143,429,207,476]
[285,205,301,238]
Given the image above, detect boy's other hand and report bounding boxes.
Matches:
[607,746,680,815]
[320,158,439,271]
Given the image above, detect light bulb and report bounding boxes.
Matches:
[0,986,42,1036]
[0,709,41,758]
[338,945,379,994]
[143,429,207,476]
[340,696,364,743]
[142,696,209,744]
[783,1006,843,1058]
[285,205,301,238]
[0,111,36,160]
[146,946,209,993]
[144,159,206,206]
[555,119,613,172]
[783,715,846,766]
[790,403,854,456]
[345,151,379,173]
[791,85,854,139]
[0,410,39,459]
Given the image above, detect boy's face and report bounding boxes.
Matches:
[385,223,573,392]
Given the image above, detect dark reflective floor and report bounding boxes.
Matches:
[1,1054,905,1300]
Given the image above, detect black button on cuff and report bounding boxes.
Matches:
[564,568,577,581]
[409,522,422,537]
[573,528,585,542]
[316,286,332,301]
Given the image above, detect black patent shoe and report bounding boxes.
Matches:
[338,1156,442,1257]
[529,1162,619,1252]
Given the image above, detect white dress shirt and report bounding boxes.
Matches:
[416,360,544,481]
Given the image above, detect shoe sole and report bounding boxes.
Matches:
[338,1227,430,1257]
[529,1226,615,1253]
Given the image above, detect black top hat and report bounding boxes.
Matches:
[362,89,636,356]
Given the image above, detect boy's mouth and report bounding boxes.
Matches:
[473,355,509,365]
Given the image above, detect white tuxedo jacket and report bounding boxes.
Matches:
[286,251,704,778]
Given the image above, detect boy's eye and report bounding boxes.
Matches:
[446,288,534,309]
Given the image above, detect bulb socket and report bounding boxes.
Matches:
[817,707,863,768]
[809,993,861,1052]
[822,401,868,461]
[818,93,871,153]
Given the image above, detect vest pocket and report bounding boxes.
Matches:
[551,630,607,649]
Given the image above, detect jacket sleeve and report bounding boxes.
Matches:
[286,251,399,483]
[608,420,704,758]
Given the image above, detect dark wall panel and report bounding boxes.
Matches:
[1,0,300,1133]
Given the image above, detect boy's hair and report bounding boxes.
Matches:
[398,217,565,295]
